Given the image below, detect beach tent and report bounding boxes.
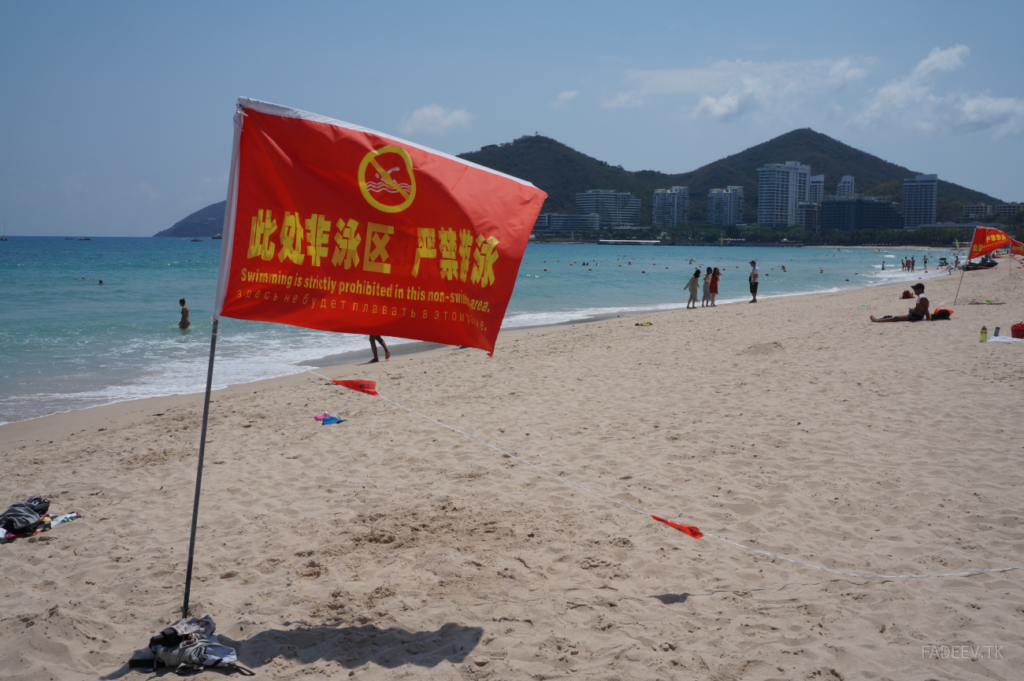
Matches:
[181,98,546,617]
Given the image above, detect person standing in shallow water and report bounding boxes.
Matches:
[748,260,759,303]
[369,335,390,363]
[684,269,701,309]
[178,298,190,329]
[701,267,712,307]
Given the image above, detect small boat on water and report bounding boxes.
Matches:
[78,237,91,241]
[212,234,222,240]
[191,238,203,242]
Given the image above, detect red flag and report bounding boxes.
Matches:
[651,515,703,539]
[213,98,547,355]
[967,227,1010,260]
[1011,239,1024,257]
[332,380,379,397]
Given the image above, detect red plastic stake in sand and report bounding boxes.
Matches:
[332,380,379,397]
[651,515,703,539]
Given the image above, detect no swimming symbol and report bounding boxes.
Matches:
[358,146,416,214]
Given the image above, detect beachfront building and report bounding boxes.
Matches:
[576,189,641,229]
[808,175,825,204]
[707,186,745,227]
[796,201,821,232]
[837,175,855,197]
[820,196,903,232]
[963,203,993,219]
[652,186,689,227]
[966,202,1024,220]
[533,213,601,232]
[757,161,811,228]
[994,202,1023,219]
[902,174,938,230]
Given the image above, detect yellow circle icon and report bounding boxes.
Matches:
[358,145,416,213]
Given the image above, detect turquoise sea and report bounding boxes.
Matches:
[0,237,960,424]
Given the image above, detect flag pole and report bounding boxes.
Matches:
[182,318,219,619]
[953,267,967,305]
[954,228,977,305]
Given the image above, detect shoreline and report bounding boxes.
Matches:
[0,265,956,431]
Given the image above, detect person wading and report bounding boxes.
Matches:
[748,260,760,303]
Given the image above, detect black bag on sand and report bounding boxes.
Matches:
[0,495,50,532]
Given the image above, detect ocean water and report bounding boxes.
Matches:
[0,237,959,424]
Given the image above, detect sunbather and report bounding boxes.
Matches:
[871,283,929,322]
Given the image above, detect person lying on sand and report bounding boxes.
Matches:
[871,283,929,322]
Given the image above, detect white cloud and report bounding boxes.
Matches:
[604,57,872,119]
[601,91,643,108]
[399,104,473,135]
[138,182,160,200]
[857,45,1024,137]
[549,90,579,109]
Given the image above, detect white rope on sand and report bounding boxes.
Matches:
[215,333,1024,581]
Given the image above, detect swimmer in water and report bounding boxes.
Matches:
[179,298,190,329]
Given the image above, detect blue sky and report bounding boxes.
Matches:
[2,1,1022,236]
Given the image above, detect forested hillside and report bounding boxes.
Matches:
[157,129,1002,235]
[459,129,1001,225]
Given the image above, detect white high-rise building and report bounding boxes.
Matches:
[757,161,811,228]
[903,174,938,230]
[808,175,825,204]
[652,187,689,227]
[838,175,855,197]
[708,186,745,227]
[576,189,642,228]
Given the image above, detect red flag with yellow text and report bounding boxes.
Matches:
[967,227,1010,260]
[1011,239,1024,257]
[213,98,546,354]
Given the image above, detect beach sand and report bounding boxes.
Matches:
[2,266,1023,680]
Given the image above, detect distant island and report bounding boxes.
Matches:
[155,128,1009,242]
[153,201,227,239]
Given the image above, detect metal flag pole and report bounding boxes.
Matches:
[953,228,976,305]
[181,318,219,619]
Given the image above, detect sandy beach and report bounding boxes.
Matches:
[2,266,1023,680]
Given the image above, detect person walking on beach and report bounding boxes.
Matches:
[178,298,190,329]
[684,269,701,309]
[748,260,759,303]
[710,267,720,307]
[369,335,390,363]
[701,267,712,307]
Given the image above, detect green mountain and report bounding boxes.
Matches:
[458,129,1002,225]
[156,128,1001,235]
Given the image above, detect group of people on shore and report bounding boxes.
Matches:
[900,256,927,272]
[684,260,761,309]
[685,266,721,308]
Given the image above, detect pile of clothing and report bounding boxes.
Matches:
[129,616,247,675]
[1,494,82,545]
